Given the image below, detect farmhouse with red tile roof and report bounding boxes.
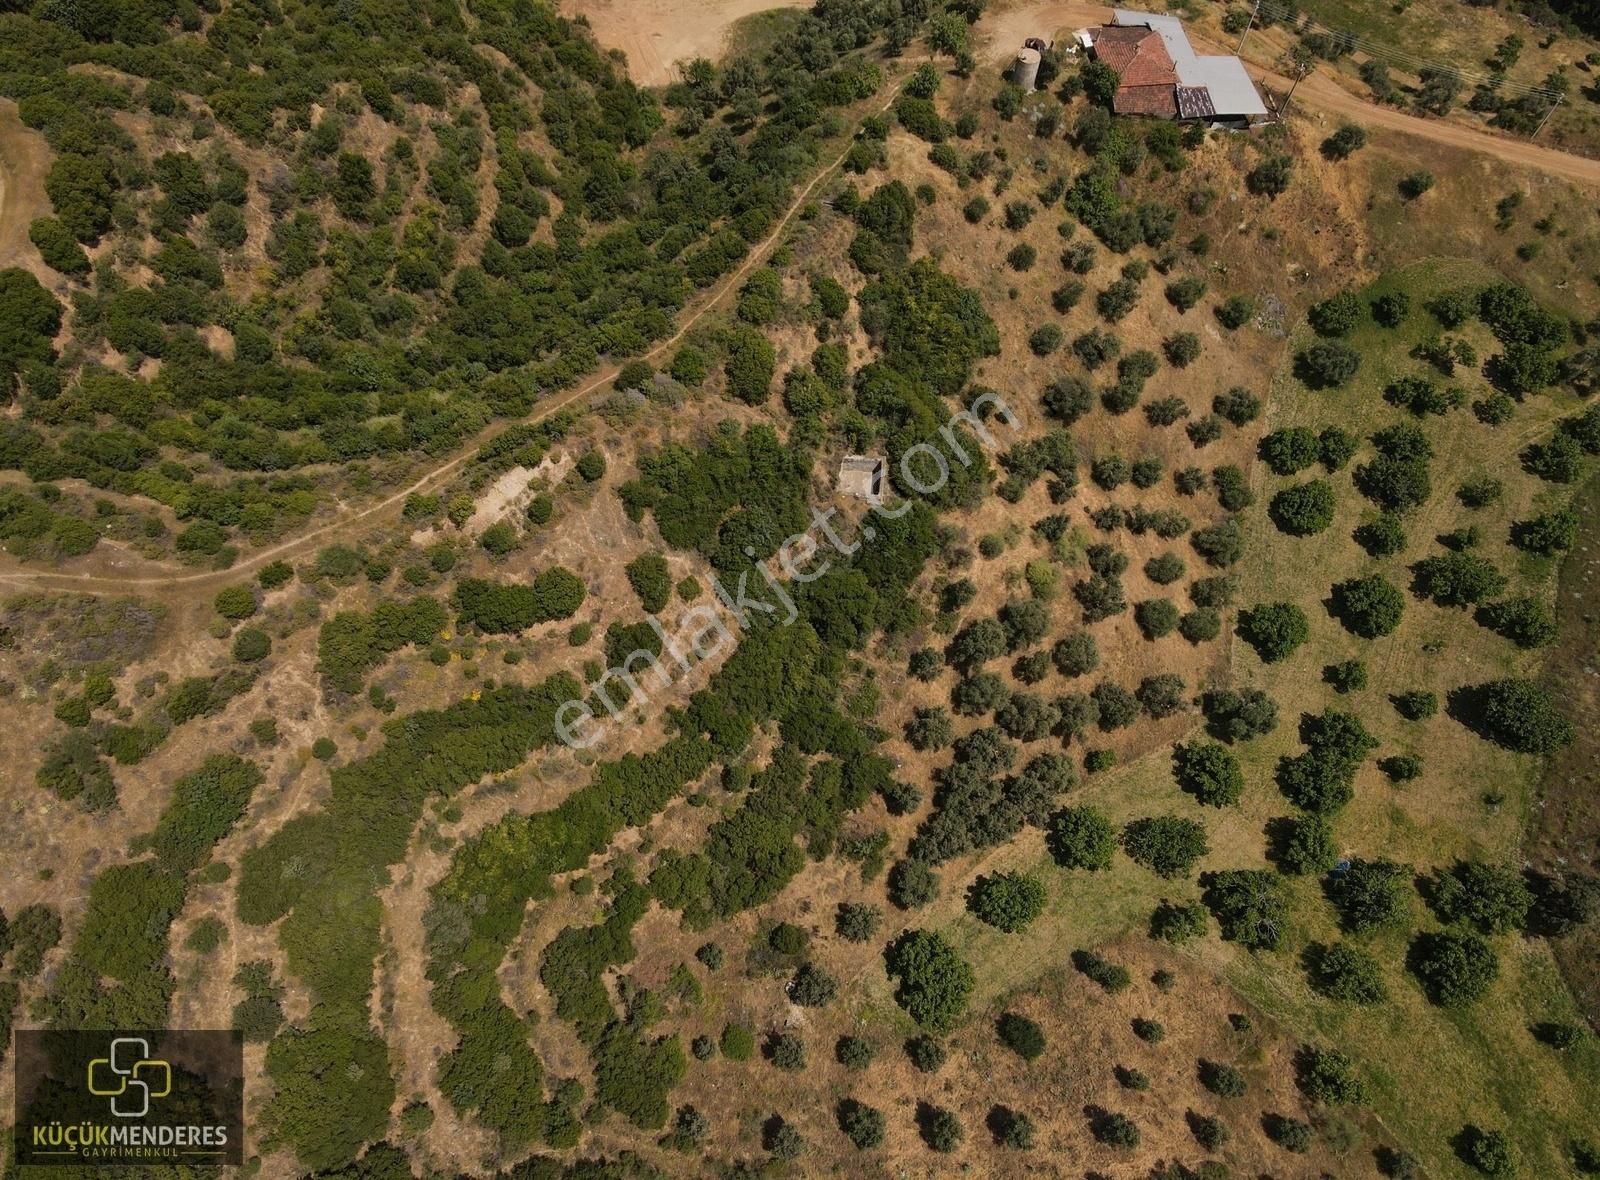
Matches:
[1087,9,1269,125]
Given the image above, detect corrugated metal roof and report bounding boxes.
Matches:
[1175,85,1216,119]
[1180,55,1268,117]
[1114,9,1196,65]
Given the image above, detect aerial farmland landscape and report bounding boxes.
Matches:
[0,0,1597,1176]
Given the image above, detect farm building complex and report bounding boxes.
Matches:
[1086,9,1269,125]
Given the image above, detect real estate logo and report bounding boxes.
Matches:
[85,1037,172,1119]
[13,1030,243,1167]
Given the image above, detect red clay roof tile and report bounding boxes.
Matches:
[1092,25,1177,88]
[1113,83,1179,116]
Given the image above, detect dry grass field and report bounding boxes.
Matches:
[2,4,1598,1178]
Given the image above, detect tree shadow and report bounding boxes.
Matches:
[1443,682,1490,738]
[1450,1124,1495,1171]
[1263,815,1301,873]
[1374,1144,1421,1178]
[1300,940,1332,987]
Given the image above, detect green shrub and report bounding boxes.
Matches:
[478,521,518,557]
[1199,1059,1247,1097]
[1122,816,1208,879]
[1475,677,1573,753]
[1216,295,1255,329]
[185,916,227,954]
[1149,899,1208,943]
[1028,324,1064,356]
[214,584,257,620]
[1331,574,1404,638]
[1071,948,1131,992]
[1460,1126,1515,1177]
[1410,930,1499,1007]
[835,1036,874,1071]
[1278,813,1337,875]
[1238,602,1309,663]
[1480,596,1557,649]
[919,1104,964,1152]
[1266,1113,1314,1152]
[1414,552,1506,608]
[1202,869,1289,950]
[1430,860,1531,934]
[1270,479,1337,535]
[837,1098,885,1149]
[996,1012,1046,1060]
[889,858,939,909]
[625,552,672,613]
[1295,1044,1366,1105]
[905,1034,946,1072]
[1188,1111,1230,1150]
[1298,341,1361,388]
[1133,1017,1165,1042]
[1512,507,1579,555]
[788,963,838,1007]
[1172,742,1243,807]
[769,922,808,955]
[836,902,881,942]
[1093,1110,1141,1148]
[232,627,271,663]
[670,345,709,385]
[453,569,585,633]
[1309,941,1389,1004]
[5,904,61,978]
[1321,123,1368,160]
[525,495,554,525]
[885,929,974,1032]
[1047,806,1117,870]
[29,217,91,276]
[764,1029,806,1068]
[1326,659,1368,693]
[968,871,1047,932]
[1164,331,1201,366]
[989,1105,1035,1149]
[1134,598,1180,639]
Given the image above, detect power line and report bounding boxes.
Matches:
[1251,0,1563,101]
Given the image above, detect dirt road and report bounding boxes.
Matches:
[981,0,1600,188]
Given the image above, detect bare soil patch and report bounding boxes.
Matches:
[569,0,811,86]
[0,100,52,281]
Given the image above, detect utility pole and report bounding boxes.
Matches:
[1280,48,1314,118]
[1236,0,1261,55]
[1532,92,1562,140]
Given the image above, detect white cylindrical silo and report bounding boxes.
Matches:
[1014,47,1042,91]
